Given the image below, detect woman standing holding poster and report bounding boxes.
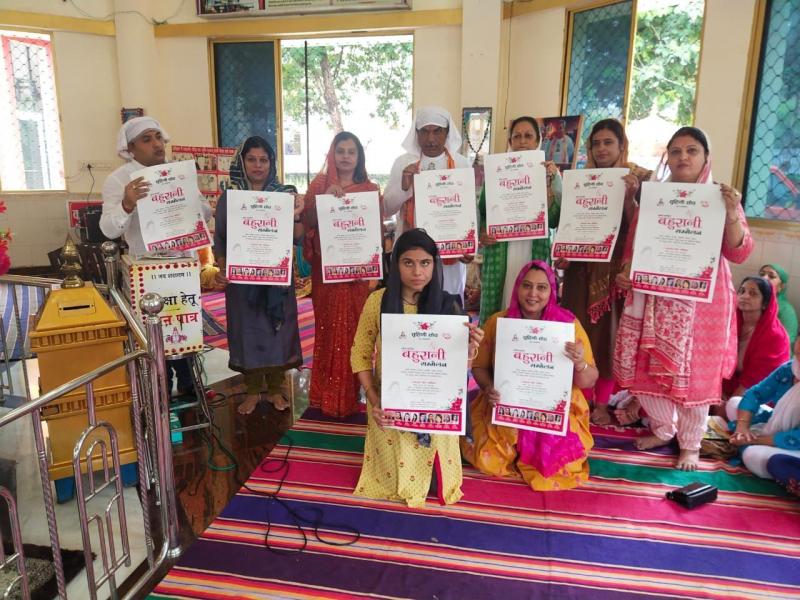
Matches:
[463,260,598,491]
[614,127,753,471]
[213,136,303,415]
[350,229,484,507]
[478,116,562,324]
[560,119,651,425]
[301,132,381,418]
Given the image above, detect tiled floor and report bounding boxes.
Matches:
[1,347,301,599]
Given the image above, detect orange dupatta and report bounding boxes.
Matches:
[402,150,459,265]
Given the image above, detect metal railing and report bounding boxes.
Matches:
[0,242,182,599]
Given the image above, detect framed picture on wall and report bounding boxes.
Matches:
[461,107,492,167]
[121,107,144,124]
[197,0,409,18]
[197,0,263,16]
[537,115,584,172]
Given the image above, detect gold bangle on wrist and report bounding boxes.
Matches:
[577,361,589,372]
[468,347,479,360]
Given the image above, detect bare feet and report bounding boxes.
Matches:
[676,449,700,471]
[238,392,261,415]
[614,397,642,426]
[591,404,613,426]
[634,434,672,450]
[266,392,290,411]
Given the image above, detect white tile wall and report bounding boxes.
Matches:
[1,193,99,268]
[729,225,800,316]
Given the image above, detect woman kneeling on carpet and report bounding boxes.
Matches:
[462,260,597,491]
[350,229,484,507]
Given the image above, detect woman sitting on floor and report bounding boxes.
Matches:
[723,276,789,398]
[350,228,484,507]
[759,263,797,348]
[462,260,598,491]
[767,454,800,497]
[728,330,800,482]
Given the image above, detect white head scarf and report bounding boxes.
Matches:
[401,106,462,155]
[116,116,170,160]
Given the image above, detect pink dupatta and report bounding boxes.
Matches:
[508,260,587,477]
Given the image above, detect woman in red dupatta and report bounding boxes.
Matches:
[302,132,382,417]
[723,276,790,397]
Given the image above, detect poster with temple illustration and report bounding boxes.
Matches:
[491,318,574,436]
[380,314,469,435]
[552,168,629,262]
[132,160,212,254]
[413,167,477,258]
[630,182,725,303]
[484,150,548,241]
[226,190,294,286]
[316,191,383,283]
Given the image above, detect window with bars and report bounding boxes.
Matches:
[564,0,704,171]
[213,41,279,157]
[565,0,633,166]
[743,0,800,223]
[0,30,65,191]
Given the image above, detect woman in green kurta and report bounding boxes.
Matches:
[760,263,798,347]
[478,116,563,324]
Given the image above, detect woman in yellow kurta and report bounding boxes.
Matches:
[462,260,597,491]
[351,228,484,508]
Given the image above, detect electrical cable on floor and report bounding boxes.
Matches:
[232,434,361,554]
[179,347,361,552]
[183,389,361,553]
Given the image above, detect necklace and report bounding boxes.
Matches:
[402,296,418,306]
[463,110,492,158]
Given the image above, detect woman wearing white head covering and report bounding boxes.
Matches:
[383,106,473,299]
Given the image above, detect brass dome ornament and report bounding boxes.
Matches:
[60,237,85,288]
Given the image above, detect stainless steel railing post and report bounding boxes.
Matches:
[102,241,118,291]
[140,293,182,559]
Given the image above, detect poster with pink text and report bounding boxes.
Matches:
[491,318,574,435]
[132,160,212,254]
[413,167,477,258]
[630,182,725,303]
[484,150,548,241]
[226,190,294,286]
[380,313,469,435]
[552,168,628,262]
[316,191,383,283]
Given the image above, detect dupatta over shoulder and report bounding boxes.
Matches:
[301,134,380,262]
[228,136,297,332]
[506,260,587,477]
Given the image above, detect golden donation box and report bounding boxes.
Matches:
[29,282,136,481]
